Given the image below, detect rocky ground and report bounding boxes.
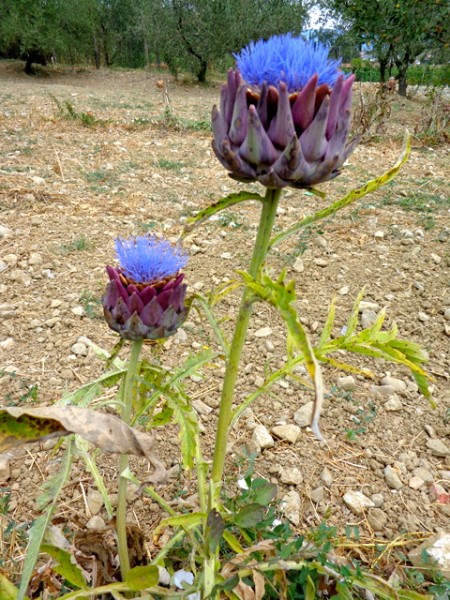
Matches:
[0,61,449,586]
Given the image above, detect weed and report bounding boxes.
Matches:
[157,158,184,172]
[0,370,39,406]
[50,95,107,128]
[138,220,159,232]
[79,291,102,319]
[59,236,95,255]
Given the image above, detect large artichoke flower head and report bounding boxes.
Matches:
[103,236,189,341]
[212,33,357,189]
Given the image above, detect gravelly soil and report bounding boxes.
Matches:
[0,62,449,581]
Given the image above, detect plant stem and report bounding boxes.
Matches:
[210,188,281,505]
[117,338,143,582]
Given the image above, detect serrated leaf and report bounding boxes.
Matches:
[149,404,173,427]
[41,544,87,589]
[358,308,386,341]
[182,190,264,235]
[345,288,366,338]
[125,565,159,591]
[164,389,199,472]
[18,441,74,600]
[75,437,113,519]
[192,293,229,354]
[318,296,336,348]
[234,503,266,528]
[59,370,126,407]
[318,356,375,378]
[270,132,411,249]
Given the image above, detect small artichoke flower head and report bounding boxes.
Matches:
[103,236,189,341]
[212,33,357,189]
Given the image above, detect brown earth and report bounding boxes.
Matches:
[0,61,449,587]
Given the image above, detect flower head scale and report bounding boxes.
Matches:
[212,34,357,190]
[115,236,188,284]
[234,33,344,93]
[103,236,189,341]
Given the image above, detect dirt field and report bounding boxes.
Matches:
[0,61,449,585]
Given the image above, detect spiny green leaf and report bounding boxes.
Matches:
[182,190,264,235]
[345,288,366,338]
[192,293,229,354]
[41,544,87,589]
[164,389,199,471]
[75,437,113,520]
[318,296,336,348]
[270,132,411,249]
[59,370,126,407]
[18,441,74,600]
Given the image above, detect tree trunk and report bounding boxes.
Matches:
[143,34,150,70]
[196,59,207,83]
[397,71,408,97]
[379,58,388,83]
[24,55,34,74]
[93,32,100,69]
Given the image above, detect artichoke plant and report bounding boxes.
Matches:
[103,236,189,341]
[212,34,357,189]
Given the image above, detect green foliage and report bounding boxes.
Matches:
[321,0,449,95]
[59,235,95,255]
[17,440,74,600]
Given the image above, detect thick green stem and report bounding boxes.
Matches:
[210,188,281,505]
[117,338,143,582]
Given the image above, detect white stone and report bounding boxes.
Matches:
[361,309,377,328]
[426,438,450,457]
[343,491,374,515]
[71,342,88,356]
[337,375,356,391]
[359,301,380,312]
[252,425,274,449]
[192,399,213,416]
[271,424,301,444]
[254,327,272,338]
[384,465,403,490]
[430,253,441,264]
[293,258,304,273]
[293,402,314,428]
[0,455,11,483]
[28,253,43,266]
[86,515,106,529]
[71,306,85,316]
[0,338,14,350]
[87,488,104,515]
[0,225,12,237]
[0,260,7,273]
[409,476,425,490]
[281,467,303,485]
[281,490,301,525]
[384,395,403,411]
[409,534,450,579]
[380,375,407,392]
[320,466,334,487]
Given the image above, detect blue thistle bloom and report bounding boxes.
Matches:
[115,236,188,283]
[103,236,189,341]
[212,33,357,189]
[234,33,343,93]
